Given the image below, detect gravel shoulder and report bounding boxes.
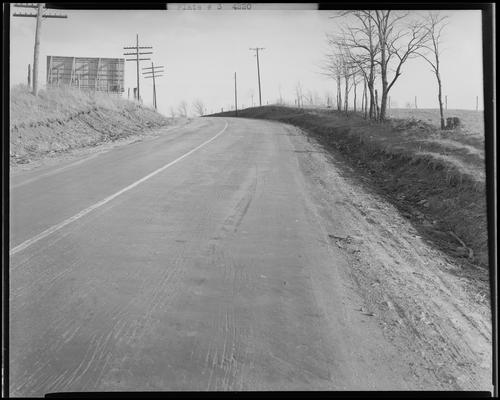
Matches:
[287,122,492,391]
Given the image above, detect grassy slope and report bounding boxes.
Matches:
[10,85,171,162]
[211,106,488,268]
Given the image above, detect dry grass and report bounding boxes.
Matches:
[388,108,485,137]
[10,84,138,128]
[211,106,489,268]
[10,85,171,161]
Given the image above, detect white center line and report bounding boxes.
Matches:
[10,120,229,256]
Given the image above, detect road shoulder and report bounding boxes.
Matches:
[286,123,492,391]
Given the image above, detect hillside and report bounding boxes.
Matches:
[10,85,173,165]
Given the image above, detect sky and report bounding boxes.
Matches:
[10,6,484,116]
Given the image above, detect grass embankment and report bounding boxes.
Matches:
[10,85,171,163]
[213,106,488,268]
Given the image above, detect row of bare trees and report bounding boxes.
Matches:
[323,10,447,125]
[169,99,206,118]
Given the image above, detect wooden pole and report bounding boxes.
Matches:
[234,72,238,117]
[414,95,418,109]
[476,96,478,111]
[32,3,43,96]
[256,50,261,106]
[27,64,31,87]
[151,62,157,110]
[136,34,140,101]
[250,47,264,106]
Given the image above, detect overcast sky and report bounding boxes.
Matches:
[10,7,484,116]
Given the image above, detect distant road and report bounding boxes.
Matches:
[9,117,488,395]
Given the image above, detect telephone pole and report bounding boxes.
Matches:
[249,47,265,106]
[13,3,67,96]
[142,62,164,110]
[234,72,238,117]
[123,34,153,102]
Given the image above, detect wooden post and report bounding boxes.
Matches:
[476,96,478,111]
[48,55,53,85]
[70,57,75,86]
[414,95,418,109]
[32,3,43,96]
[128,88,130,99]
[27,64,31,87]
[96,58,101,92]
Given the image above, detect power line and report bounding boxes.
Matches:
[249,47,265,106]
[123,34,153,102]
[13,3,67,96]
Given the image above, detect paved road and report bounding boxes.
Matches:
[10,117,405,394]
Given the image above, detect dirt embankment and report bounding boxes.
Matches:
[211,106,489,270]
[10,85,172,165]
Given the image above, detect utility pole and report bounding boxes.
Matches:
[13,3,67,96]
[123,34,152,102]
[249,47,265,106]
[234,72,238,117]
[142,62,164,110]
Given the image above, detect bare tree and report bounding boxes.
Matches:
[306,90,315,105]
[295,81,304,108]
[331,10,430,121]
[177,101,188,118]
[351,69,362,112]
[372,11,430,120]
[321,51,343,111]
[417,12,448,129]
[192,99,205,116]
[330,10,379,118]
[169,106,176,119]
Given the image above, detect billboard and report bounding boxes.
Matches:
[46,56,125,93]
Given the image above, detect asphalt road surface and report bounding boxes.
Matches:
[9,117,491,394]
